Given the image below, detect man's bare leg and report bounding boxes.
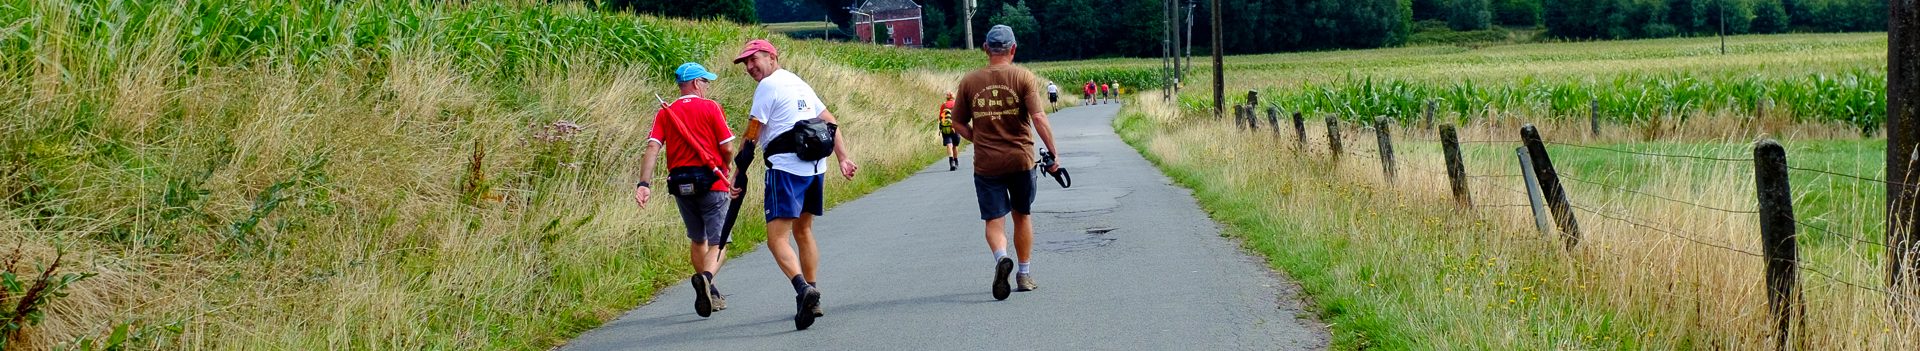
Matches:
[984,216,1009,254]
[1011,213,1033,264]
[766,219,804,278]
[793,213,820,284]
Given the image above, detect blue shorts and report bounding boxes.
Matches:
[764,169,825,222]
[974,170,1036,220]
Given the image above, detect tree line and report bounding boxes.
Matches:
[611,0,1888,59]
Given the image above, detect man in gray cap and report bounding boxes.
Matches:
[950,25,1062,301]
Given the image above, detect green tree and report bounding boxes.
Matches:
[1751,0,1789,33]
[1491,0,1541,26]
[990,0,1038,45]
[1448,0,1493,30]
[1412,0,1447,20]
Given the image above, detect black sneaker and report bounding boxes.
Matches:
[992,257,1014,300]
[795,287,821,330]
[692,274,713,318]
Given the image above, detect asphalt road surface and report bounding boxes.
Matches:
[560,103,1329,350]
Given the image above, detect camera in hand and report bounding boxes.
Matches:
[1036,148,1071,188]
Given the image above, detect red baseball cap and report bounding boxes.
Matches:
[733,39,778,64]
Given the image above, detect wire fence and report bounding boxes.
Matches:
[1261,116,1908,302]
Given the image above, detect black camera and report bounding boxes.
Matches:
[1037,148,1070,188]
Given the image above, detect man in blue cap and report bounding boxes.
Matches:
[951,25,1062,300]
[635,62,739,318]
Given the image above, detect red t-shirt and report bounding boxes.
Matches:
[649,95,736,191]
[1099,84,1109,92]
[1083,83,1094,94]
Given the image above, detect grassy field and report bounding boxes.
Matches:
[1107,32,1912,349]
[0,1,978,349]
[1042,32,1886,132]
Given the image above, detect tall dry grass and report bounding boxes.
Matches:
[0,1,963,349]
[1122,92,1919,348]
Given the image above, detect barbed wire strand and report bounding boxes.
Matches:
[1570,202,1900,299]
[1556,174,1760,214]
[1542,141,1754,163]
[1786,166,1917,188]
[1793,219,1889,249]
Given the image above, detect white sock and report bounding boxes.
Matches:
[993,250,1007,261]
[1017,262,1030,274]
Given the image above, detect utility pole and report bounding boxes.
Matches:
[1184,0,1195,76]
[1719,0,1727,55]
[1887,0,1919,300]
[1163,0,1172,95]
[963,0,975,50]
[1210,0,1223,120]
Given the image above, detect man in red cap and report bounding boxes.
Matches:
[732,39,858,330]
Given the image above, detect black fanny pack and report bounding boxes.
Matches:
[666,166,720,196]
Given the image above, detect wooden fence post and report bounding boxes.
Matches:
[1246,89,1260,132]
[1521,124,1581,249]
[1425,99,1436,131]
[1517,147,1552,236]
[1292,112,1307,151]
[1267,106,1281,137]
[1247,105,1260,131]
[1375,116,1396,183]
[1234,105,1246,130]
[1755,139,1804,350]
[1590,98,1601,139]
[1326,115,1343,160]
[1441,124,1471,208]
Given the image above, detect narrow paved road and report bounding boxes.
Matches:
[560,104,1328,350]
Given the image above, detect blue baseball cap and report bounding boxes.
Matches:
[984,25,1016,53]
[675,62,718,83]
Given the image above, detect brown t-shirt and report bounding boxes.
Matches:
[953,64,1046,177]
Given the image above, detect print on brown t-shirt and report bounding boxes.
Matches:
[952,65,1046,177]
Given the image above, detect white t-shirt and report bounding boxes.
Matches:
[1046,83,1058,94]
[750,69,830,176]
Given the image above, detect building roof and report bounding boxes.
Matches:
[859,0,920,12]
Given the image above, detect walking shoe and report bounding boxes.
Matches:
[795,287,821,330]
[992,257,1014,300]
[691,274,713,318]
[710,284,726,311]
[1016,273,1037,292]
[812,303,824,317]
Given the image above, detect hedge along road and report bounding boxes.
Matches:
[559,103,1329,350]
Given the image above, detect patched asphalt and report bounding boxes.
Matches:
[559,103,1329,350]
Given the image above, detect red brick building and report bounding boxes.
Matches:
[853,0,923,47]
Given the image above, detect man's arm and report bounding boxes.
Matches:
[953,117,974,142]
[742,119,764,146]
[817,110,859,180]
[1031,111,1061,172]
[634,141,662,208]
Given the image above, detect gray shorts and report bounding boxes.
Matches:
[674,191,730,245]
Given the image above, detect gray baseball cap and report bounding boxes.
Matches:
[984,25,1016,52]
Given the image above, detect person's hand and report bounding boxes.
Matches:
[839,159,859,180]
[1047,160,1063,173]
[634,185,652,209]
[730,187,744,200]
